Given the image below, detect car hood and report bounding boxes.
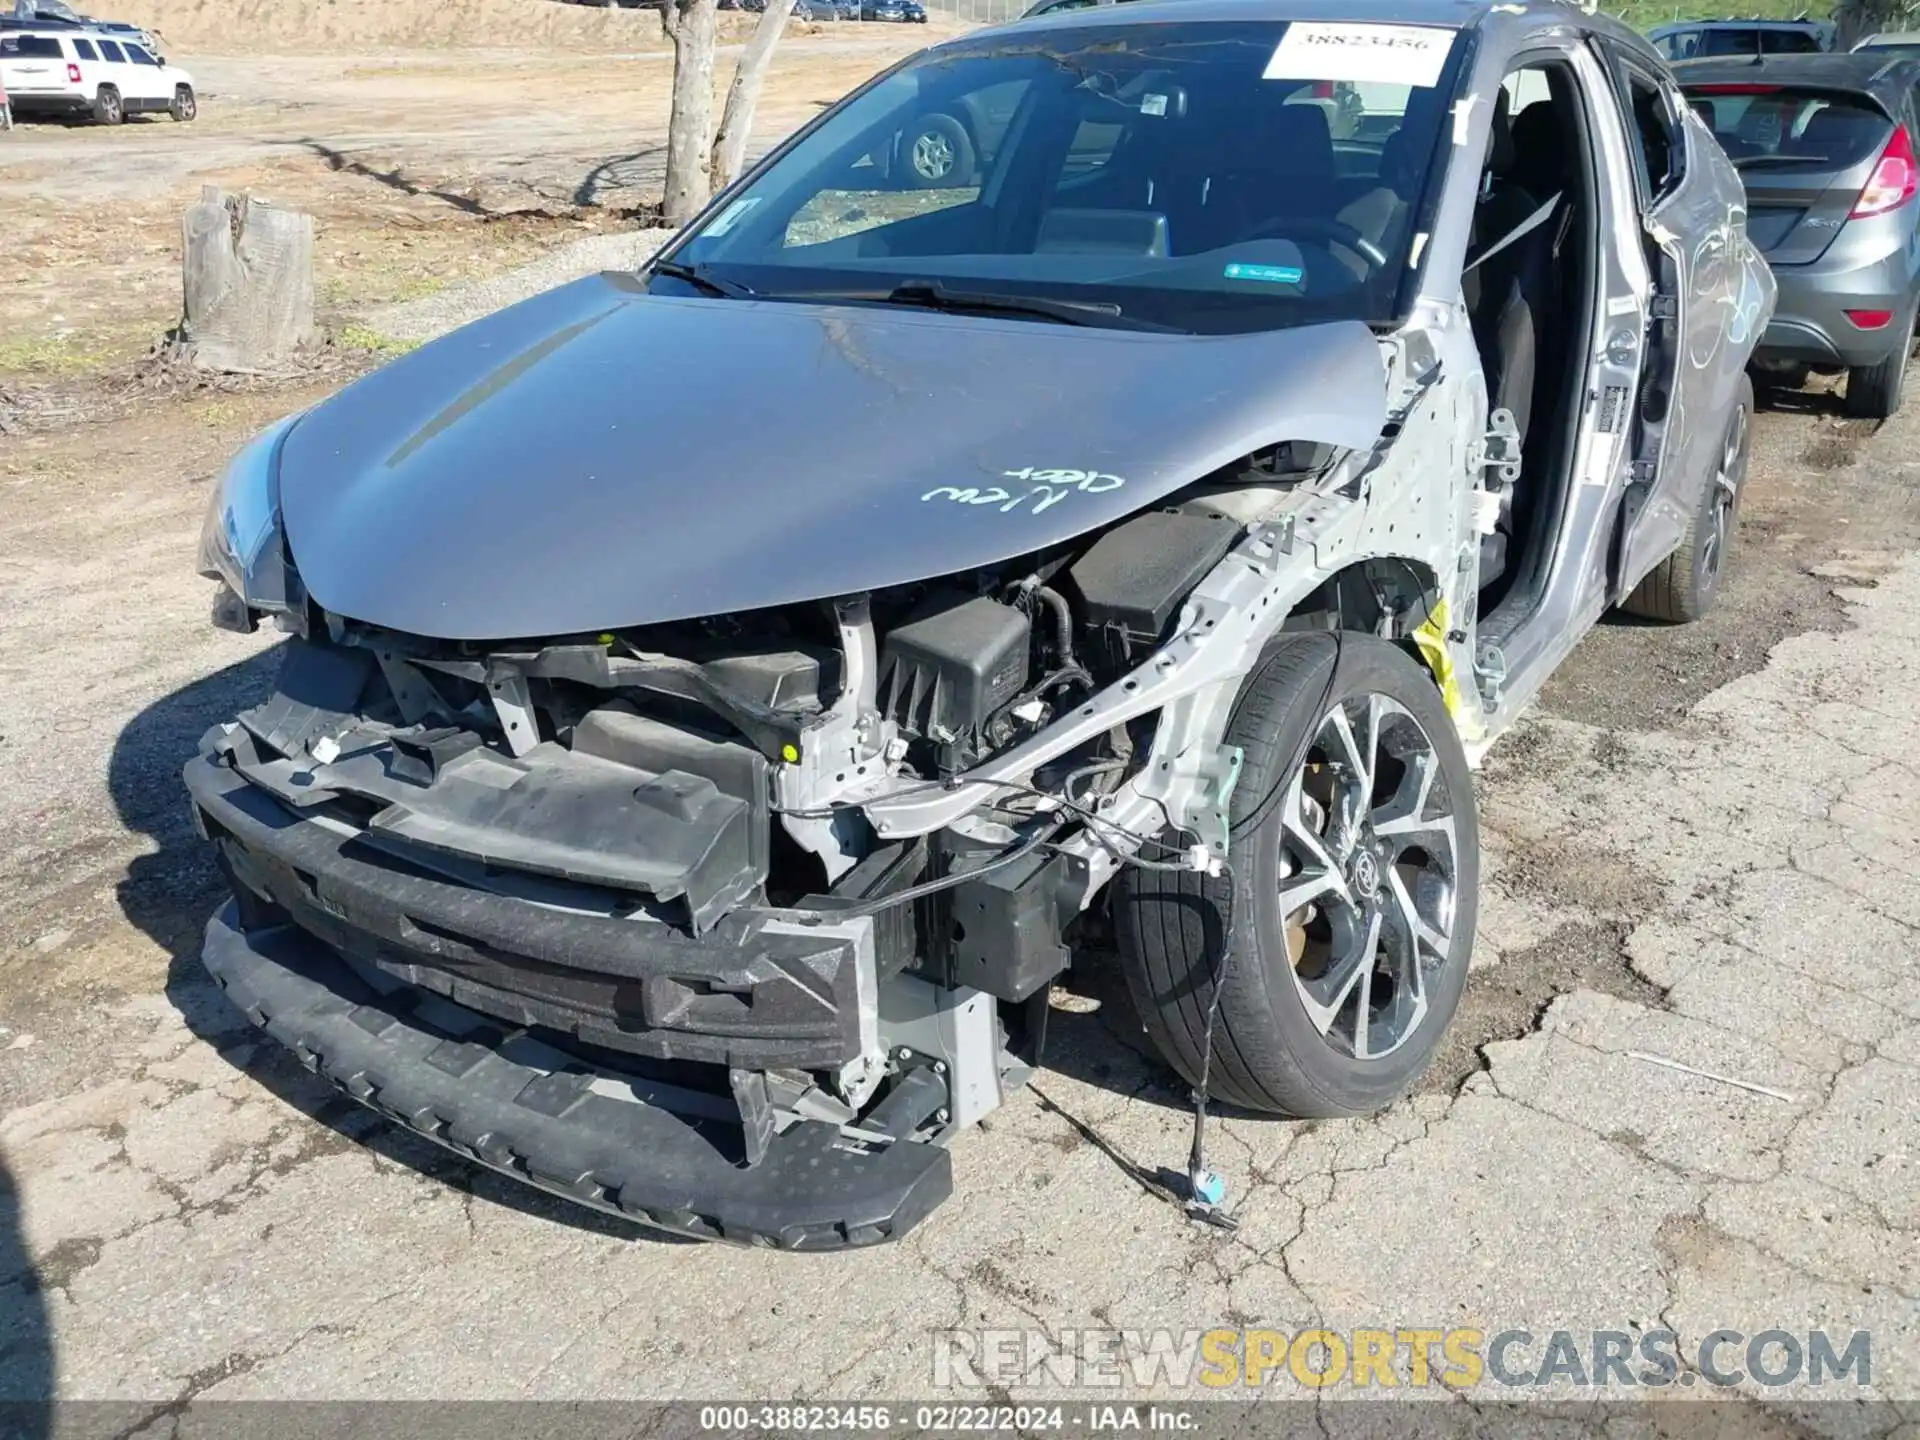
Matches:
[279,272,1387,640]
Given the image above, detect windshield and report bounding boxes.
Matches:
[664,19,1468,334]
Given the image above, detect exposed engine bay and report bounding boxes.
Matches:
[187,407,1459,1246]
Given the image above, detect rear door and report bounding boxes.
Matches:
[91,35,131,97]
[1602,46,1742,596]
[1681,82,1900,264]
[67,33,102,96]
[0,32,69,96]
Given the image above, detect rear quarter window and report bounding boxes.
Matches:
[1,34,65,57]
[1684,88,1892,172]
[72,36,97,59]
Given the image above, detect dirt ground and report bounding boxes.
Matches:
[3,10,1920,1421]
[0,1,952,379]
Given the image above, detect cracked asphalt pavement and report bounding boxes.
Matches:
[2,374,1919,1426]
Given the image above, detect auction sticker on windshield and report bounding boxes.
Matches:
[1263,22,1456,88]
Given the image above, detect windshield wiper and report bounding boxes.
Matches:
[886,280,1186,331]
[1733,153,1828,169]
[778,279,1181,332]
[649,260,755,298]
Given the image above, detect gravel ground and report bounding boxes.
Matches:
[369,228,681,343]
[4,304,1920,1418]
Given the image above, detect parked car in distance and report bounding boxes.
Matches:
[1678,52,1920,416]
[0,26,194,123]
[1649,18,1833,61]
[861,0,926,20]
[1852,29,1920,56]
[4,0,158,55]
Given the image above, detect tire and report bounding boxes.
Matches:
[902,112,973,189]
[169,84,196,122]
[1621,372,1752,624]
[93,86,123,126]
[1844,324,1912,420]
[1113,633,1479,1118]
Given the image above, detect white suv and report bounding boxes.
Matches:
[0,27,194,124]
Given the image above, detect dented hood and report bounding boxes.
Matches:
[279,272,1387,640]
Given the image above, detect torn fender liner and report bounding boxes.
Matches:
[200,904,950,1247]
[186,756,867,1071]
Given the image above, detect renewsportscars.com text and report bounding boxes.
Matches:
[933,1327,1872,1391]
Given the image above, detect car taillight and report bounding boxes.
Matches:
[1853,125,1919,218]
[66,62,81,82]
[1311,81,1335,99]
[1846,309,1895,329]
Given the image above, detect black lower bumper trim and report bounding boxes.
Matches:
[200,902,951,1249]
[186,753,869,1070]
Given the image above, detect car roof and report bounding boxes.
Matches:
[1649,18,1829,36]
[1673,49,1920,107]
[995,0,1521,34]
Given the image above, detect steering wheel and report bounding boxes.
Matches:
[1240,217,1390,274]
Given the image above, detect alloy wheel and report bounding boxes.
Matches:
[1277,692,1460,1061]
[1701,399,1748,581]
[911,130,954,181]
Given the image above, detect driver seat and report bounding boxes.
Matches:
[1189,101,1338,253]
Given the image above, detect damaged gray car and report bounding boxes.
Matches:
[186,0,1773,1247]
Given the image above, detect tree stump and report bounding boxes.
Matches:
[179,186,317,373]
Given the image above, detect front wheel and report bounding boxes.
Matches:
[169,84,196,122]
[1114,633,1479,1117]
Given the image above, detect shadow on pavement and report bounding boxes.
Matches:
[0,1148,53,1432]
[108,647,667,1243]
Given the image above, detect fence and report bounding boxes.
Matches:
[923,0,1031,26]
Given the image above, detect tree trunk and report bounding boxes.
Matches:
[710,0,792,192]
[660,0,720,226]
[1834,0,1913,49]
[179,186,317,374]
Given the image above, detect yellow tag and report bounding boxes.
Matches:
[1411,598,1477,735]
[780,743,800,763]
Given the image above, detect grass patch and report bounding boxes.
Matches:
[336,323,421,359]
[0,334,117,379]
[1613,0,1836,24]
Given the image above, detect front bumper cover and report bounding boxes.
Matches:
[185,752,873,1072]
[200,901,952,1248]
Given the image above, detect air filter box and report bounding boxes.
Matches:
[1067,507,1241,670]
[878,594,1030,741]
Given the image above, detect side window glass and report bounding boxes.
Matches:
[73,37,97,59]
[1619,68,1681,202]
[98,40,124,61]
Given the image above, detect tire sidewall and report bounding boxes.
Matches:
[1688,372,1753,610]
[1223,634,1480,1113]
[171,85,195,121]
